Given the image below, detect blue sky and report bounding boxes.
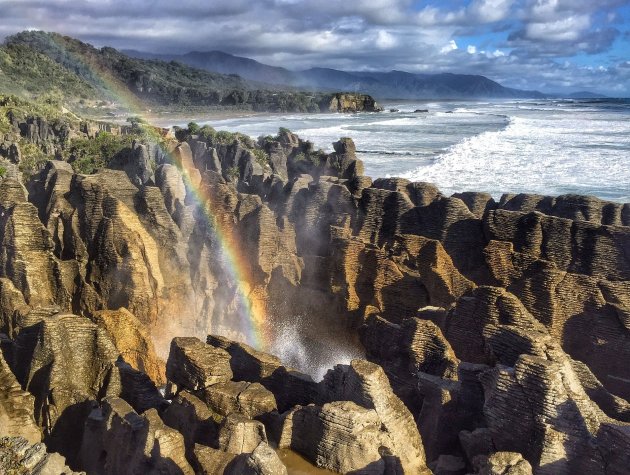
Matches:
[1,0,629,95]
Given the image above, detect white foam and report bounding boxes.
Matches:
[402,113,630,201]
[197,100,630,201]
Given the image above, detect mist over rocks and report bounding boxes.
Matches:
[0,105,629,474]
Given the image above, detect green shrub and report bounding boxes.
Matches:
[19,141,49,174]
[198,125,216,141]
[187,121,200,135]
[127,116,147,130]
[258,135,274,146]
[71,155,106,174]
[310,153,322,167]
[226,165,240,180]
[214,130,238,145]
[252,148,270,167]
[0,112,11,134]
[0,166,7,178]
[68,131,134,174]
[278,127,291,136]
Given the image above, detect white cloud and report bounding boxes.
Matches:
[467,45,477,54]
[525,14,591,42]
[375,30,396,49]
[468,0,514,23]
[440,40,459,54]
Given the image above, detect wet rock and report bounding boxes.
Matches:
[206,335,318,412]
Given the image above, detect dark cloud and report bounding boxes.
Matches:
[0,0,628,95]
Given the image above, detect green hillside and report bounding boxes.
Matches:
[1,31,325,114]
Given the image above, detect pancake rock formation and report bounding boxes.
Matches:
[0,110,629,474]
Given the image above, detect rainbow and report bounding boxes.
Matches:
[172,153,269,350]
[43,33,269,350]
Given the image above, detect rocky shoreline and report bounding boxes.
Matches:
[0,106,628,474]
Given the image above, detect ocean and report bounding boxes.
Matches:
[200,99,630,203]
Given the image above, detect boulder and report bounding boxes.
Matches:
[472,452,532,475]
[166,337,232,392]
[161,390,220,457]
[225,441,288,475]
[219,413,268,454]
[198,381,277,418]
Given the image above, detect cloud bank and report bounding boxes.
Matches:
[1,0,628,95]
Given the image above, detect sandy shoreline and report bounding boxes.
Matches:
[143,109,281,128]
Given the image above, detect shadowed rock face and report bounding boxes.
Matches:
[0,115,629,474]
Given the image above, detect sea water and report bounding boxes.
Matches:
[201,99,630,203]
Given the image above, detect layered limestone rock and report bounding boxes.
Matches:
[0,114,628,475]
[166,337,233,392]
[0,351,41,443]
[264,355,430,473]
[0,177,72,311]
[206,335,319,412]
[80,397,194,475]
[8,311,121,464]
[444,286,630,474]
[471,451,533,475]
[482,208,630,399]
[92,308,165,384]
[0,436,83,475]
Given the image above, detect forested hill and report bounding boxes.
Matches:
[0,31,335,114]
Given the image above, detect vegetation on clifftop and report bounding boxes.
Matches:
[0,31,332,115]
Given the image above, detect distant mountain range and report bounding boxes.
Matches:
[125,49,548,100]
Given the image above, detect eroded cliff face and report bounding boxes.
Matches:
[0,115,628,474]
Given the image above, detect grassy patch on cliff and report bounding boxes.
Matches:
[67,132,137,174]
[0,44,97,102]
[0,94,80,130]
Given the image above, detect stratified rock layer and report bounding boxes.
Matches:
[0,114,628,475]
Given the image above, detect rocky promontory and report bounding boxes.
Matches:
[321,93,384,113]
[0,101,629,474]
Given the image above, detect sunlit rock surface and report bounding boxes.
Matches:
[0,115,628,474]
